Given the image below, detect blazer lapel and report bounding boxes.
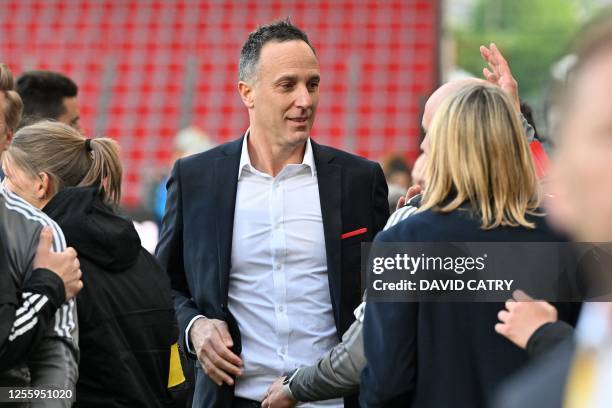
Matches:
[213,137,243,303]
[312,141,343,326]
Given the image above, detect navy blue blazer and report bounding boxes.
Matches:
[156,136,389,407]
[359,208,580,408]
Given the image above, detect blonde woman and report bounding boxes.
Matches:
[359,84,578,408]
[2,121,175,407]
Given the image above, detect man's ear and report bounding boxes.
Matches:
[238,81,255,109]
[37,172,53,200]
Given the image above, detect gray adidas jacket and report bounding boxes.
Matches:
[0,186,78,407]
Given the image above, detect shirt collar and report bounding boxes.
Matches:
[237,129,317,179]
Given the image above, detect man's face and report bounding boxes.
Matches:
[420,102,433,155]
[57,96,83,133]
[246,40,320,148]
[0,93,13,153]
[551,50,612,241]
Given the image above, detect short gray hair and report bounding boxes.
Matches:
[239,18,315,82]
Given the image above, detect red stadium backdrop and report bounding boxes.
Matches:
[0,0,439,208]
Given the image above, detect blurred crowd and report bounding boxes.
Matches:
[1,9,612,408]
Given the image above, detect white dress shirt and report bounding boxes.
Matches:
[187,132,342,407]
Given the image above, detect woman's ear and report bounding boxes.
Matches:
[37,172,53,200]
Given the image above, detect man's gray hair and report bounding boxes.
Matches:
[239,18,315,82]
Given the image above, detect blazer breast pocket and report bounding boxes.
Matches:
[341,227,369,262]
[341,227,368,240]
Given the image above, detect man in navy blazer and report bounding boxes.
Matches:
[156,19,389,408]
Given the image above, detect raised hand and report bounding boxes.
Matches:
[480,43,520,111]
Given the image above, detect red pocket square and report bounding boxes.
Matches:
[341,228,368,239]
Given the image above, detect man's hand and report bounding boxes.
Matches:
[190,317,243,386]
[395,184,422,210]
[495,289,558,349]
[33,227,83,300]
[262,376,297,408]
[480,43,520,111]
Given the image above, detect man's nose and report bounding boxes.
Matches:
[295,84,313,109]
[420,136,429,154]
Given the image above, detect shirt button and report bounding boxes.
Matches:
[278,305,284,312]
[274,264,281,270]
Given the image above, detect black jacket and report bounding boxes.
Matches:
[43,186,176,407]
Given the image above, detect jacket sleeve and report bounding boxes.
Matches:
[26,229,78,408]
[526,321,575,359]
[0,255,65,370]
[371,164,390,236]
[290,302,366,401]
[156,159,203,357]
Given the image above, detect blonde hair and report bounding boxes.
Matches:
[6,121,122,204]
[0,63,24,131]
[419,83,540,229]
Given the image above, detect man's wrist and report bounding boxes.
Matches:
[185,315,206,355]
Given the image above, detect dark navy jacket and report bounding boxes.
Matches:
[360,208,580,408]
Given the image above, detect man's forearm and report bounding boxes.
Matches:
[290,315,365,401]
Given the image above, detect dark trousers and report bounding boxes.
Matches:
[232,397,262,408]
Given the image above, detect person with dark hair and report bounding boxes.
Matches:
[16,70,82,132]
[156,18,389,408]
[3,120,176,407]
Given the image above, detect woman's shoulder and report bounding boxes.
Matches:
[378,207,568,243]
[378,208,468,242]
